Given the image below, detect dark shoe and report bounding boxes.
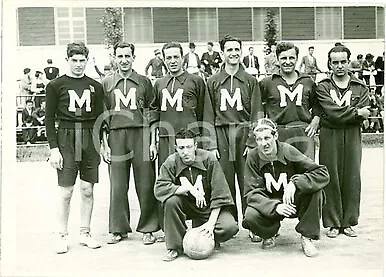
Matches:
[342,227,357,237]
[163,249,180,262]
[262,237,276,249]
[326,227,340,238]
[214,242,221,250]
[142,233,156,245]
[301,236,319,257]
[249,230,262,243]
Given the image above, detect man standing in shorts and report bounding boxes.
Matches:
[45,41,104,254]
[101,42,161,245]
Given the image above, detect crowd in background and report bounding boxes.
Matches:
[16,42,385,144]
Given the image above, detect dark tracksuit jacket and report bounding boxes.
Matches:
[149,71,212,168]
[154,149,238,251]
[204,66,263,216]
[242,142,330,239]
[315,73,369,229]
[102,71,160,234]
[255,71,319,159]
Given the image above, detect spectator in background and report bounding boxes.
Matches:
[198,64,210,83]
[183,42,201,75]
[33,100,46,139]
[201,41,222,76]
[374,52,384,96]
[362,53,376,86]
[92,57,113,80]
[299,46,322,81]
[31,71,46,108]
[243,46,260,77]
[264,44,280,75]
[22,99,37,144]
[44,59,60,80]
[21,68,32,104]
[349,54,364,80]
[145,49,168,82]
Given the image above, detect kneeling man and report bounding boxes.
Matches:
[242,118,329,257]
[154,128,239,261]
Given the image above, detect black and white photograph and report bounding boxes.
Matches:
[1,0,384,276]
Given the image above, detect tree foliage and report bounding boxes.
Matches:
[264,8,278,51]
[100,8,123,49]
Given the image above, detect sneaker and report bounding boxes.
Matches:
[162,249,180,262]
[249,230,262,243]
[342,227,357,237]
[262,236,276,249]
[155,234,165,243]
[142,233,156,245]
[301,236,319,257]
[79,232,101,249]
[56,233,68,254]
[326,227,340,238]
[107,233,123,244]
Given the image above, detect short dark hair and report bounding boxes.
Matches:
[162,41,183,57]
[26,99,33,104]
[47,59,53,64]
[207,41,214,47]
[308,46,314,50]
[66,41,89,58]
[114,42,135,56]
[328,45,351,63]
[175,128,197,140]
[23,68,31,74]
[35,71,43,78]
[219,34,242,52]
[357,54,363,59]
[276,42,299,58]
[249,46,254,51]
[189,42,196,49]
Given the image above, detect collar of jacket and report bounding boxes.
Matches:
[218,66,247,85]
[258,141,288,170]
[271,70,311,82]
[319,72,367,88]
[174,149,209,177]
[110,70,141,88]
[163,71,189,85]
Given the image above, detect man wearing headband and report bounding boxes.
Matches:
[242,118,329,257]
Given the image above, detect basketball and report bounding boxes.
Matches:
[183,227,215,260]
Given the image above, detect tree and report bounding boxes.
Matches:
[100,8,123,49]
[264,8,278,53]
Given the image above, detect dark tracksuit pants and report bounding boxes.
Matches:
[158,136,175,170]
[163,195,239,251]
[109,128,160,234]
[216,125,249,218]
[319,127,362,229]
[277,123,315,161]
[243,190,325,240]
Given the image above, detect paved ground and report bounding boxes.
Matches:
[1,147,384,277]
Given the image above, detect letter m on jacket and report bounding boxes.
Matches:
[114,88,137,111]
[68,89,91,112]
[220,88,243,111]
[278,84,303,107]
[161,88,183,111]
[264,172,288,193]
[329,89,352,106]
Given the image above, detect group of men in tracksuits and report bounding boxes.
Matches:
[46,35,370,260]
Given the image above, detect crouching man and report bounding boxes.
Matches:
[154,128,239,262]
[242,118,329,257]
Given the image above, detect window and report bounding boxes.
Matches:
[344,6,376,39]
[377,6,385,39]
[123,8,153,43]
[86,8,105,45]
[153,8,188,43]
[18,7,55,46]
[56,7,86,45]
[281,7,315,40]
[189,8,218,42]
[315,7,342,40]
[218,8,252,41]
